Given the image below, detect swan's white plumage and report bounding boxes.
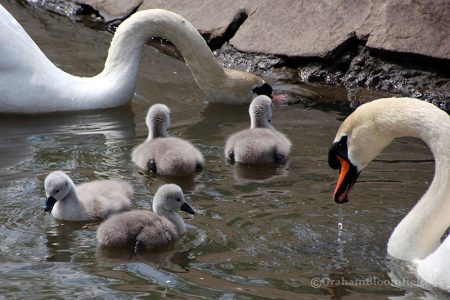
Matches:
[0,5,267,113]
[333,97,450,290]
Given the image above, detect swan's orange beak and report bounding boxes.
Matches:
[332,156,360,203]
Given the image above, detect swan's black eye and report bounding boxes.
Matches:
[176,198,181,202]
[55,189,60,194]
[253,83,273,98]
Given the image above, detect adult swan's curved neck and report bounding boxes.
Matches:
[384,100,450,260]
[0,6,265,113]
[331,98,450,261]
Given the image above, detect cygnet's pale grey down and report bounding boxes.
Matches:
[131,104,204,177]
[225,95,291,164]
[96,184,195,250]
[43,171,133,221]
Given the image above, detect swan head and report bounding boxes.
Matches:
[216,69,273,104]
[146,104,170,139]
[152,184,195,216]
[43,171,74,212]
[328,101,395,203]
[252,82,273,99]
[249,95,273,128]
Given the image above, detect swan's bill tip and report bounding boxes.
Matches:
[180,202,195,215]
[43,196,57,213]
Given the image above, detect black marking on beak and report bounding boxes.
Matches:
[180,202,195,215]
[328,136,348,170]
[328,135,361,203]
[43,196,57,212]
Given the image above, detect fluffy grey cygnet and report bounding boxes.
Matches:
[131,104,204,177]
[225,95,291,164]
[43,171,133,221]
[96,184,195,250]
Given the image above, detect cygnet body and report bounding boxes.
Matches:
[225,95,291,164]
[132,104,204,176]
[96,184,195,249]
[43,171,132,221]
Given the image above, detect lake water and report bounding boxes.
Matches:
[0,1,447,299]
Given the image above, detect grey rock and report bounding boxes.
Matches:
[139,0,254,48]
[366,0,450,60]
[72,0,450,60]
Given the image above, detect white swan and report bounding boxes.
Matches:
[328,97,450,290]
[0,5,272,113]
[97,184,195,250]
[44,171,133,221]
[225,95,291,164]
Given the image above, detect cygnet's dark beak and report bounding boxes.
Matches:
[180,202,195,215]
[43,196,57,212]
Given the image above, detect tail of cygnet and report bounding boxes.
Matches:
[158,150,196,177]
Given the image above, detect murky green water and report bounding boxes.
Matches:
[1,1,447,299]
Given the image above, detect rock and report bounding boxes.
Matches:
[297,46,450,110]
[230,0,371,58]
[71,0,450,61]
[75,0,143,21]
[139,0,254,49]
[366,0,450,60]
[26,0,86,17]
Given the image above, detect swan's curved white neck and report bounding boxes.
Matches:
[380,101,450,260]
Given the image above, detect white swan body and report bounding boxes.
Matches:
[44,171,133,221]
[97,184,195,249]
[131,104,204,176]
[225,95,291,164]
[328,97,450,289]
[0,5,271,113]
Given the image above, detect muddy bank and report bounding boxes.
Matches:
[22,0,450,110]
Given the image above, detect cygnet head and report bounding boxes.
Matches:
[43,171,74,212]
[152,184,195,216]
[249,95,273,129]
[146,104,171,140]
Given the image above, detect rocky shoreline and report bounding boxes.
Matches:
[25,0,450,111]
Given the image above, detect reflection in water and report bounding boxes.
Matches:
[138,170,199,193]
[44,220,97,262]
[231,162,288,181]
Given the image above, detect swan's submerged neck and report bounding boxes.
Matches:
[375,99,450,260]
